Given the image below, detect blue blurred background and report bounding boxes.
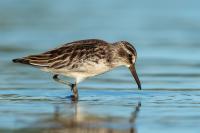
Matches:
[0,0,200,133]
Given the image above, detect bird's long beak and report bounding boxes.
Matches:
[129,64,142,90]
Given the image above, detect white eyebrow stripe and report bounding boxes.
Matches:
[119,43,132,55]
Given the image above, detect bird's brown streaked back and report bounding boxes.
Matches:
[13,39,111,69]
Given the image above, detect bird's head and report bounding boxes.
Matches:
[116,41,142,90]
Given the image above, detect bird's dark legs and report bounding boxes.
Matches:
[53,74,72,87]
[71,83,78,101]
[53,74,78,101]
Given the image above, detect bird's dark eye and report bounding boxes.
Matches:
[129,54,132,59]
[128,54,132,62]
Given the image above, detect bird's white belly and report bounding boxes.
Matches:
[66,63,110,78]
[44,61,111,81]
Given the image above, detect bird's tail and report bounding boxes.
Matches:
[12,58,30,64]
[12,54,51,67]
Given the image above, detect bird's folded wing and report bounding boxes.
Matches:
[16,39,110,69]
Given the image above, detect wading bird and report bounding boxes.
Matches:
[13,39,141,101]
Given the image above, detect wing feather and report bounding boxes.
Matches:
[13,39,110,69]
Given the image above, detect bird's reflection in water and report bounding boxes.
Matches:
[45,101,141,133]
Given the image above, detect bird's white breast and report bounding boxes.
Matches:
[43,59,111,82]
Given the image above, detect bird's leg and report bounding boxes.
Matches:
[71,83,78,101]
[53,74,73,87]
[53,74,78,101]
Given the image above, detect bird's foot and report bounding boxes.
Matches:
[66,95,78,101]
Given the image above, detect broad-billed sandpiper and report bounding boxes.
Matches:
[13,39,141,100]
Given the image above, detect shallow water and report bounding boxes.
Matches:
[1,0,200,133]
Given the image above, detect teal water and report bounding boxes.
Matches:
[0,0,200,133]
